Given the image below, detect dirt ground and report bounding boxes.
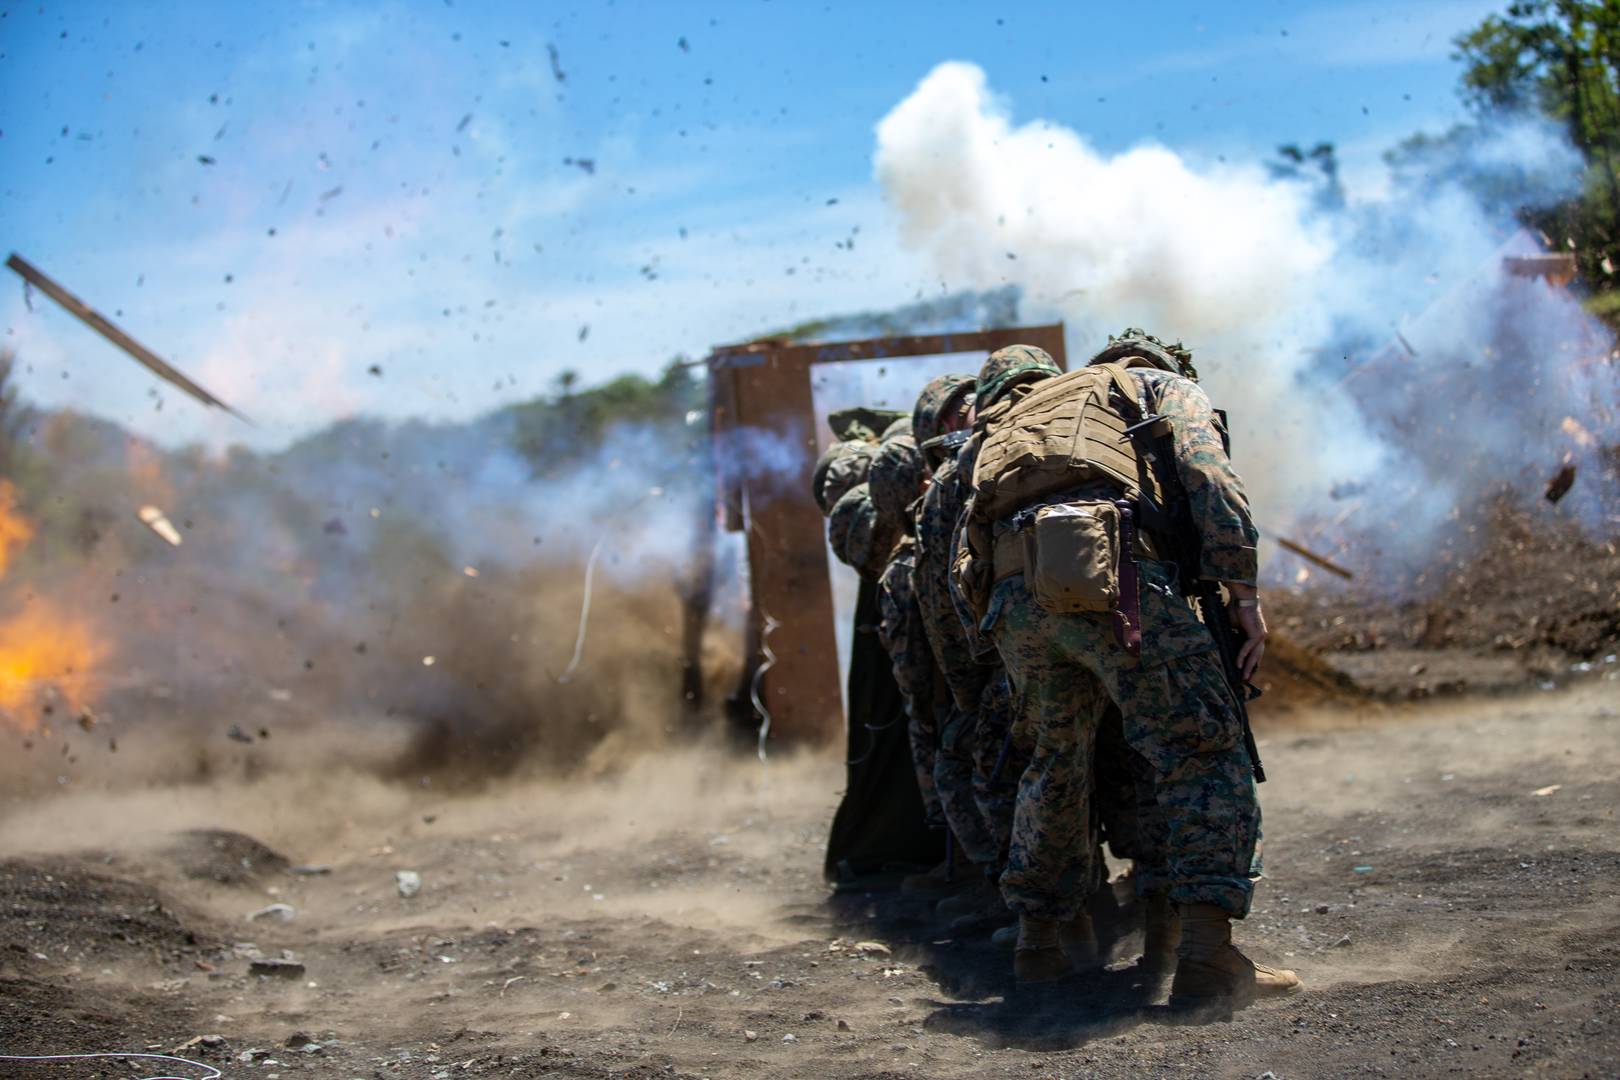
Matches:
[1,673,1617,1080]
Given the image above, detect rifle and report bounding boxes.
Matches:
[1187,582,1266,783]
[1125,397,1267,784]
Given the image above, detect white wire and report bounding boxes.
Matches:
[0,1052,222,1079]
[556,538,607,684]
[750,611,780,763]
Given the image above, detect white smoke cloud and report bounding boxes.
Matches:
[873,62,1617,579]
[873,61,1386,526]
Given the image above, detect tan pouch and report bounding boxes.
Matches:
[1020,501,1120,613]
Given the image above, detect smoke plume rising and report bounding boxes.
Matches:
[875,62,1619,585]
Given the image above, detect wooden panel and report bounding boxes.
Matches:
[726,350,843,744]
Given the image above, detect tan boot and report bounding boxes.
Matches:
[1012,916,1074,985]
[1169,902,1300,1012]
[1140,890,1180,975]
[1059,910,1102,971]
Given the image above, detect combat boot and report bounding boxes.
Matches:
[1059,909,1102,971]
[935,876,997,920]
[1139,890,1180,975]
[1012,916,1073,985]
[1168,902,1300,1014]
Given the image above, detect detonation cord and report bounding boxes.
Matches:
[557,538,607,684]
[0,1052,221,1080]
[749,611,780,763]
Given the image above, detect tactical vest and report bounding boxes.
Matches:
[968,360,1167,522]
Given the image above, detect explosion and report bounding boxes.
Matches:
[0,480,109,732]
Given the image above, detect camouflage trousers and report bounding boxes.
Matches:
[934,702,1002,870]
[907,694,945,829]
[971,669,1022,869]
[1094,706,1171,897]
[986,561,1260,920]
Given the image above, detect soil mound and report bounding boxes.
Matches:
[0,857,214,971]
[167,827,290,886]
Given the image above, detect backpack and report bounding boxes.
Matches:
[968,359,1167,521]
[952,359,1172,625]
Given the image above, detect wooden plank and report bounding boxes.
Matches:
[712,322,1069,371]
[5,252,248,421]
[728,348,843,744]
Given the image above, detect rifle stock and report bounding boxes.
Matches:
[1192,586,1266,783]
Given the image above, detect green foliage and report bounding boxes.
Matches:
[506,359,704,476]
[1267,143,1345,210]
[1453,1,1620,278]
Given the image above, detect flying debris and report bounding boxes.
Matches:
[136,505,183,547]
[5,253,249,421]
[1275,536,1354,580]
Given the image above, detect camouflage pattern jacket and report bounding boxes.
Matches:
[914,452,997,710]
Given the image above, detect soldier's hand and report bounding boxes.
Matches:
[1225,585,1267,681]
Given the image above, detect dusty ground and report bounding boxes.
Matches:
[1,675,1617,1079]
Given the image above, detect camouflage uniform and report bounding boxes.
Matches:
[871,436,946,827]
[981,348,1261,922]
[911,378,1012,872]
[828,481,898,581]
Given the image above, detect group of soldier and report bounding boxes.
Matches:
[813,329,1302,1012]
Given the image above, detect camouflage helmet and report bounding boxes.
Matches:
[879,415,913,443]
[976,344,1062,411]
[828,482,899,579]
[911,373,975,446]
[1088,327,1199,381]
[868,434,924,532]
[811,439,880,516]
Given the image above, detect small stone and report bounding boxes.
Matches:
[782,1034,797,1043]
[1315,904,1330,915]
[249,959,305,979]
[396,870,422,898]
[249,903,296,923]
[837,1020,851,1031]
[289,864,332,876]
[284,1032,316,1049]
[744,1030,758,1042]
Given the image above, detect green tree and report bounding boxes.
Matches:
[1453,1,1620,275]
[1267,143,1346,211]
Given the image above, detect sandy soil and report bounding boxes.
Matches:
[1,675,1617,1080]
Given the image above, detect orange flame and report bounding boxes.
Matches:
[0,603,108,732]
[0,481,109,732]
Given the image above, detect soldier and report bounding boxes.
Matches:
[868,433,947,835]
[957,335,1299,1009]
[910,374,1016,927]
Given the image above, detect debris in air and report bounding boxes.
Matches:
[5,253,249,420]
[547,43,566,82]
[1544,461,1576,504]
[1276,536,1353,580]
[563,157,596,175]
[137,505,183,547]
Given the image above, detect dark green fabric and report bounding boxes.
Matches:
[824,576,946,884]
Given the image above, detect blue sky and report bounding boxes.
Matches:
[0,0,1502,448]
